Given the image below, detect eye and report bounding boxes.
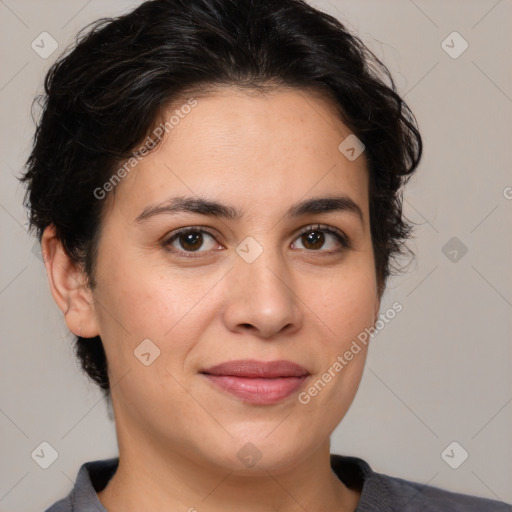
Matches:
[291,224,351,254]
[163,224,351,258]
[163,227,221,257]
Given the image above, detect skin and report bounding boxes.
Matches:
[42,87,381,512]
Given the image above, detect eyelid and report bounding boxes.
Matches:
[294,223,351,249]
[162,225,221,258]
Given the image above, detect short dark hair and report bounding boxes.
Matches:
[19,0,422,400]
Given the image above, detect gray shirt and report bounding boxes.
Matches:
[44,454,511,511]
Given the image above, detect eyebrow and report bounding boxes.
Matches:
[135,194,364,224]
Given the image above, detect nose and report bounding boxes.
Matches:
[222,244,302,339]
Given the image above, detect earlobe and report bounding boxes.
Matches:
[40,224,99,338]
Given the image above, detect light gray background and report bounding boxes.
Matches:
[1,0,511,510]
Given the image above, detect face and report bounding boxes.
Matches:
[55,87,380,473]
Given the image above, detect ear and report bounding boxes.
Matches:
[40,224,99,338]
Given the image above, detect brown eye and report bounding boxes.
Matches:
[301,230,325,250]
[164,228,219,255]
[292,224,350,253]
[178,231,204,251]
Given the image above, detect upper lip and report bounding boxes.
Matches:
[200,359,309,378]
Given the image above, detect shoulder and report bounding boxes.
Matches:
[43,497,71,512]
[42,458,118,512]
[363,471,511,511]
[329,454,511,511]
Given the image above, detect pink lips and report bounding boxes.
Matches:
[200,359,310,405]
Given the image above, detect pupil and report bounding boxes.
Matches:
[304,230,324,250]
[181,232,202,251]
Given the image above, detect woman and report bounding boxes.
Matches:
[20,0,510,510]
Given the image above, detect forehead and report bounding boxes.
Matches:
[104,86,369,223]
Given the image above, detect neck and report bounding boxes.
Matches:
[97,436,360,512]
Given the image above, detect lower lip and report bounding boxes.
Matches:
[202,374,308,405]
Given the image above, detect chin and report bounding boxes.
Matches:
[202,434,311,476]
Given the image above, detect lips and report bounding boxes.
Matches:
[200,359,310,405]
[200,359,309,378]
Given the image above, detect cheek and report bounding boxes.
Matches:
[94,251,189,335]
[301,257,377,400]
[295,270,376,425]
[318,263,378,342]
[94,266,205,419]
[92,253,220,379]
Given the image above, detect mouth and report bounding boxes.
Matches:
[199,359,310,405]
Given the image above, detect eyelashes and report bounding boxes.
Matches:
[293,224,351,252]
[163,226,220,257]
[162,224,352,259]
